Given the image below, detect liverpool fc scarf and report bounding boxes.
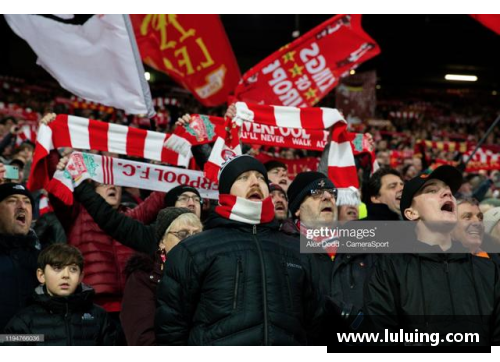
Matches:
[205,102,362,205]
[215,194,275,225]
[50,151,219,205]
[27,114,192,193]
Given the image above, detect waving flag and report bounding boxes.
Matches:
[234,14,380,107]
[130,14,241,106]
[5,14,155,117]
[470,15,500,35]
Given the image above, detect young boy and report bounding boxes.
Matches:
[3,244,115,345]
[364,165,500,346]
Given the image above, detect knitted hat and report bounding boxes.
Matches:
[287,172,335,218]
[155,207,194,243]
[218,155,269,195]
[0,183,34,205]
[484,207,500,235]
[165,185,202,207]
[264,160,287,172]
[269,183,287,200]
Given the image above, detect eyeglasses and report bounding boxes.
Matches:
[177,195,202,204]
[168,229,200,240]
[309,188,338,200]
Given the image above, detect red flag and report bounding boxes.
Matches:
[470,15,500,35]
[130,15,241,107]
[234,14,380,107]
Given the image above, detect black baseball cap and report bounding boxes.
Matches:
[400,165,463,220]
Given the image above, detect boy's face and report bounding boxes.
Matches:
[37,264,83,297]
[404,179,457,230]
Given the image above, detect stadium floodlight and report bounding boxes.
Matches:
[445,74,478,82]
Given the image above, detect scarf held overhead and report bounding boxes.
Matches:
[205,102,367,205]
[51,151,218,205]
[27,114,192,193]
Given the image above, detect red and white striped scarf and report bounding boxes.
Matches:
[205,102,361,205]
[38,193,53,216]
[216,194,275,225]
[16,124,37,146]
[48,151,219,205]
[27,114,192,192]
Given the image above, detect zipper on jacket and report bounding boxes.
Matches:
[444,261,456,317]
[233,258,243,310]
[283,261,294,311]
[65,303,73,346]
[252,225,269,345]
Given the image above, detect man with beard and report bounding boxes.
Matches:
[363,168,404,221]
[269,183,289,223]
[265,160,290,192]
[155,155,318,345]
[287,172,375,345]
[365,165,500,346]
[0,180,39,331]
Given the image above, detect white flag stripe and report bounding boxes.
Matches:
[107,123,128,154]
[328,141,356,168]
[273,106,302,128]
[4,14,153,115]
[143,131,165,161]
[68,116,90,150]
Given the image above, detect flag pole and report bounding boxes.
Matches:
[122,14,156,119]
[462,113,500,169]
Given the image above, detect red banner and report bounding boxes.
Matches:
[130,15,241,107]
[471,15,500,35]
[234,14,380,107]
[255,154,320,179]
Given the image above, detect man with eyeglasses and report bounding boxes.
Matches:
[155,155,319,345]
[164,185,202,218]
[287,171,375,345]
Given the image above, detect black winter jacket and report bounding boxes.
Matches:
[0,230,39,331]
[155,214,319,346]
[364,243,500,346]
[4,284,116,345]
[362,203,401,221]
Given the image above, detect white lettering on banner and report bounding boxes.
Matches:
[300,42,336,93]
[262,59,307,107]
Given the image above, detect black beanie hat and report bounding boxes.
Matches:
[155,207,194,243]
[0,183,34,206]
[218,155,269,195]
[165,185,201,207]
[264,160,287,172]
[287,172,335,218]
[269,183,287,199]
